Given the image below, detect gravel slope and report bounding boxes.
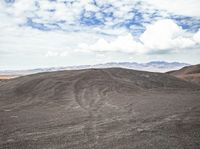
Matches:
[168,64,200,85]
[0,68,200,149]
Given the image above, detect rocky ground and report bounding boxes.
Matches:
[168,64,200,85]
[0,68,200,149]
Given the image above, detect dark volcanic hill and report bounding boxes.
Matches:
[168,64,200,85]
[0,68,200,149]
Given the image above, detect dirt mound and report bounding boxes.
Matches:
[0,68,200,149]
[168,64,200,75]
[168,64,200,85]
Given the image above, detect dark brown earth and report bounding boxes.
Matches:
[168,64,200,85]
[0,68,200,149]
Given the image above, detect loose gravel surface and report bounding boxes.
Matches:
[0,68,200,149]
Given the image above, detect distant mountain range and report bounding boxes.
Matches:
[0,61,190,76]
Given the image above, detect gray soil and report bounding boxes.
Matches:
[167,64,200,85]
[167,64,200,75]
[0,68,200,149]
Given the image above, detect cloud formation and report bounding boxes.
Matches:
[78,19,199,54]
[0,0,200,69]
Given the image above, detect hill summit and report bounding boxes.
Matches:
[0,68,200,149]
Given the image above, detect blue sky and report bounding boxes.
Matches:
[0,0,200,70]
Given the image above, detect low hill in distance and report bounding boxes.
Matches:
[168,64,200,85]
[0,75,18,81]
[0,68,200,149]
[0,61,189,77]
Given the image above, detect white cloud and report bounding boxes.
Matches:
[193,29,200,44]
[142,0,200,17]
[78,33,146,54]
[0,0,200,69]
[140,19,196,50]
[45,51,69,57]
[79,19,199,54]
[1,0,199,32]
[140,19,181,50]
[45,51,59,57]
[0,19,99,56]
[172,37,195,49]
[0,14,199,57]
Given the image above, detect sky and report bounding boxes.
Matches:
[0,0,200,70]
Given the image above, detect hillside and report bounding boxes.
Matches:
[0,61,189,76]
[168,64,200,85]
[0,68,200,149]
[0,75,17,81]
